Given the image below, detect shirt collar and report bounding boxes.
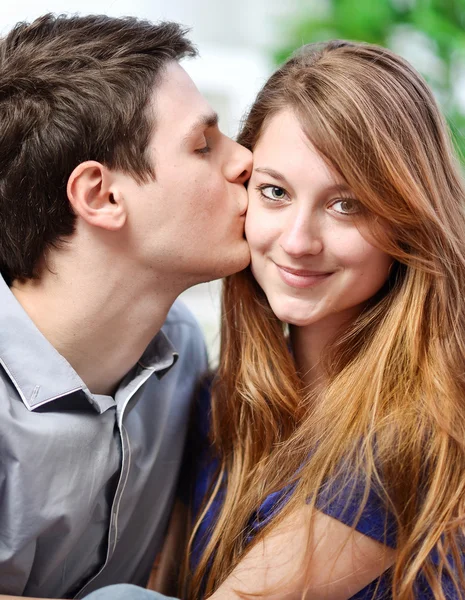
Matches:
[0,276,178,412]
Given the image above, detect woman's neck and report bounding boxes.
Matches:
[290,309,360,392]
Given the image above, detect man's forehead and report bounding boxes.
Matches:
[151,61,216,132]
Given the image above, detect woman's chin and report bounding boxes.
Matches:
[268,303,318,328]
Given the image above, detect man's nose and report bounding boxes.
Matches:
[226,141,252,185]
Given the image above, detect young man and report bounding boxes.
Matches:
[0,14,251,599]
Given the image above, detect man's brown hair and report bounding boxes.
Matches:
[0,13,197,285]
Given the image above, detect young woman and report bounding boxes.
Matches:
[186,40,465,600]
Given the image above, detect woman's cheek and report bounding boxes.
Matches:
[245,208,277,253]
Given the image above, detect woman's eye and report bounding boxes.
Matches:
[257,185,288,202]
[330,198,360,215]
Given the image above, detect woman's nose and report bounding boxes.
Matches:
[279,214,323,258]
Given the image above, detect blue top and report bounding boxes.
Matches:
[189,382,462,599]
[0,275,208,598]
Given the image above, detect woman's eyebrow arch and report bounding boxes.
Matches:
[255,167,353,195]
[254,167,290,186]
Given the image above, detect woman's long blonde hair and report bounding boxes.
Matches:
[187,41,465,599]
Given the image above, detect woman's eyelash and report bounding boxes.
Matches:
[256,184,288,201]
[255,184,361,217]
[329,197,361,215]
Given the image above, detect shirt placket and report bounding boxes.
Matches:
[75,368,156,599]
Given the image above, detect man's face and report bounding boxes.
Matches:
[116,62,252,291]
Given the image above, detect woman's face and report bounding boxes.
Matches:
[245,109,392,329]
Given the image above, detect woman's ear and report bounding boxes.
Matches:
[67,161,127,231]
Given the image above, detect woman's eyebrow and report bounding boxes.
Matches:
[254,167,290,186]
[325,183,356,196]
[255,168,354,195]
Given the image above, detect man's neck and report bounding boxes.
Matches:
[11,264,180,397]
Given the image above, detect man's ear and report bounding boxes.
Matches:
[67,161,127,231]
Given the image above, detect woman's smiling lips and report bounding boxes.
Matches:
[274,262,333,289]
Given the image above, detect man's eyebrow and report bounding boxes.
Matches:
[182,112,219,144]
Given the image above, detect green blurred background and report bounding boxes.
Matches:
[274,0,465,162]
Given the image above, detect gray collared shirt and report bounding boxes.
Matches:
[0,276,207,598]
